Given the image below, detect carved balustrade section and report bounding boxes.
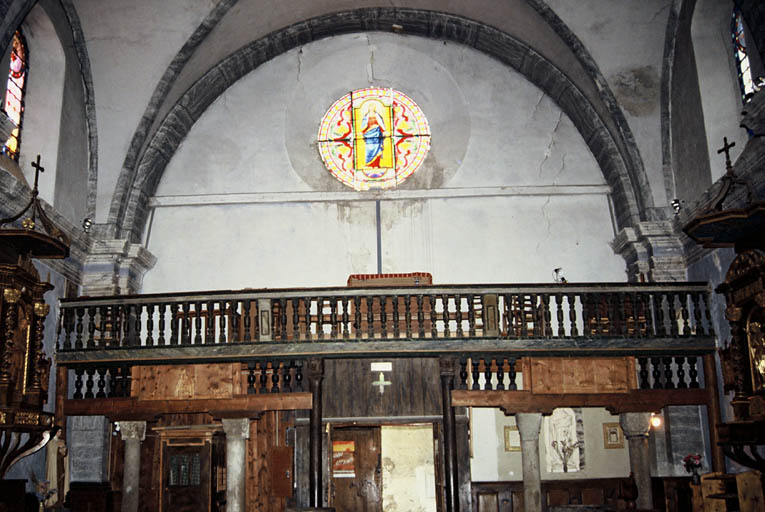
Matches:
[57,283,714,350]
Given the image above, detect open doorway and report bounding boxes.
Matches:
[330,424,439,512]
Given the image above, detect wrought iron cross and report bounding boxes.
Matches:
[31,154,44,191]
[717,137,735,171]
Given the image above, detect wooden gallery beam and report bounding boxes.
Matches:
[63,393,312,421]
[451,389,710,415]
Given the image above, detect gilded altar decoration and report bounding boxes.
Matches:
[317,87,431,191]
[747,309,764,393]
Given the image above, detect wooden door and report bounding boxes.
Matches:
[331,427,382,512]
[163,444,210,512]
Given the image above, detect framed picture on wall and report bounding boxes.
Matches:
[504,425,521,452]
[602,423,624,449]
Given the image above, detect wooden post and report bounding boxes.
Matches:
[55,365,67,432]
[307,358,324,508]
[704,353,725,471]
[440,357,459,512]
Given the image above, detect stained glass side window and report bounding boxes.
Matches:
[732,9,755,103]
[3,31,27,160]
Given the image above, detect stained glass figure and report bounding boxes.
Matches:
[3,31,27,160]
[318,88,430,190]
[732,9,754,103]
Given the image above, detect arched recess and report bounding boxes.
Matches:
[0,0,97,224]
[111,8,653,243]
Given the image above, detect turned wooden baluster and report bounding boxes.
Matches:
[484,358,493,390]
[455,295,463,337]
[703,293,714,336]
[142,304,152,346]
[520,295,529,338]
[654,294,666,336]
[459,358,468,390]
[170,304,179,345]
[417,295,425,338]
[304,297,313,340]
[687,357,700,388]
[109,368,118,398]
[134,304,143,346]
[73,368,84,399]
[295,362,304,392]
[691,293,703,337]
[496,358,505,390]
[379,296,387,339]
[230,300,240,342]
[259,362,268,394]
[508,357,518,390]
[283,361,293,392]
[96,368,107,398]
[471,357,480,390]
[568,294,579,338]
[158,304,166,345]
[85,368,96,399]
[367,297,376,339]
[392,296,400,339]
[205,301,215,344]
[680,293,691,336]
[429,296,438,339]
[181,302,191,344]
[280,298,288,341]
[218,300,227,343]
[637,357,650,389]
[675,356,687,388]
[555,294,564,337]
[342,298,350,340]
[663,357,675,388]
[86,306,96,348]
[667,293,678,336]
[247,362,257,394]
[292,298,300,340]
[651,357,663,388]
[328,298,338,340]
[75,308,85,349]
[271,362,280,393]
[442,295,451,338]
[405,295,412,338]
[61,308,73,350]
[242,300,251,341]
[354,296,362,340]
[541,294,552,337]
[194,302,202,345]
[468,294,476,337]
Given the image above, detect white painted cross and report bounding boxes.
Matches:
[372,372,391,394]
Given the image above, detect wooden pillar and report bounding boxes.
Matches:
[440,357,459,512]
[704,353,725,472]
[620,413,652,510]
[221,418,250,512]
[307,358,324,508]
[118,421,146,512]
[516,413,543,512]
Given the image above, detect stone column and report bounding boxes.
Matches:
[516,413,543,512]
[222,418,250,512]
[118,421,146,512]
[620,413,653,510]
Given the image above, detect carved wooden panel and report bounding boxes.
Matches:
[132,364,240,400]
[528,357,635,394]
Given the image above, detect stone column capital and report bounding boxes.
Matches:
[118,420,146,441]
[516,412,543,442]
[222,418,250,440]
[619,412,651,439]
[81,239,156,296]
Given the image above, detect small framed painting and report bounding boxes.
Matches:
[504,425,521,452]
[602,423,624,449]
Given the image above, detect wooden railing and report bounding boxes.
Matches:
[57,282,715,356]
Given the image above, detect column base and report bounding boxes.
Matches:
[65,482,118,512]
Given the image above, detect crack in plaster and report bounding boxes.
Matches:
[530,91,545,119]
[296,47,303,83]
[538,111,564,178]
[366,34,376,83]
[535,195,552,254]
[646,4,671,25]
[553,154,567,185]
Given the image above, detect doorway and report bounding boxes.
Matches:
[330,424,439,512]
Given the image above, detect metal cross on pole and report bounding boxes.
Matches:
[717,137,735,172]
[30,153,44,191]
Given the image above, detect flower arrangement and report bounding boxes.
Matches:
[682,453,702,473]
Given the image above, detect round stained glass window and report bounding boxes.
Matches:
[317,87,431,191]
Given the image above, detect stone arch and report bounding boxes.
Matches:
[111,7,653,242]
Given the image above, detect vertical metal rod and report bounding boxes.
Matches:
[376,199,382,274]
